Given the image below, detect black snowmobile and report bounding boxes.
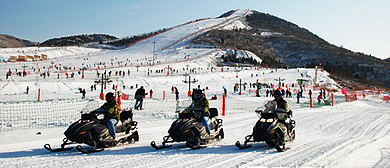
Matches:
[44,108,139,154]
[235,100,295,152]
[151,108,224,149]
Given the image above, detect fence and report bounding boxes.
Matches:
[0,99,99,132]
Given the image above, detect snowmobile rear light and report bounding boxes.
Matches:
[266,119,274,123]
[183,129,189,133]
[79,131,87,135]
[270,130,275,134]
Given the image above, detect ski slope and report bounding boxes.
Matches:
[1,8,390,167]
[0,92,390,167]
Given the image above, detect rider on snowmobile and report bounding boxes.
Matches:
[183,89,211,135]
[273,89,288,112]
[99,92,121,139]
[273,89,292,132]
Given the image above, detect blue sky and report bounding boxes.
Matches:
[1,0,389,59]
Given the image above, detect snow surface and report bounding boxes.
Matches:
[1,8,390,167]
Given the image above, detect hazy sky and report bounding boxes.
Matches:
[1,0,389,59]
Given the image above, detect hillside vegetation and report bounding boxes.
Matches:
[39,34,117,47]
[0,34,37,48]
[193,10,390,89]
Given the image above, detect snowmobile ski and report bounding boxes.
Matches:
[188,144,207,150]
[76,145,104,154]
[235,141,252,149]
[150,141,172,150]
[44,144,74,152]
[274,145,290,152]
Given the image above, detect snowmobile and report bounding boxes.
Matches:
[235,100,295,152]
[150,108,224,149]
[44,108,139,154]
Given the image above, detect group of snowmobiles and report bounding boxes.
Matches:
[44,90,295,154]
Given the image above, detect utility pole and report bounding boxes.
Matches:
[152,41,156,66]
[183,72,191,97]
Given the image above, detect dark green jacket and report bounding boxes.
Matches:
[185,98,210,116]
[100,100,121,120]
[274,98,288,112]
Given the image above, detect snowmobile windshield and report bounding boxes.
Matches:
[80,101,100,114]
[255,100,277,118]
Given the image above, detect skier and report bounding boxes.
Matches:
[134,86,145,110]
[175,87,179,101]
[99,92,120,139]
[317,94,323,104]
[82,89,86,99]
[183,89,211,135]
[297,90,301,103]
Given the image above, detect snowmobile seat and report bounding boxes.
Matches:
[275,108,288,121]
[115,110,133,133]
[120,110,133,122]
[115,120,123,133]
[209,108,218,118]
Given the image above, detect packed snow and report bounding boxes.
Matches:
[1,9,390,168]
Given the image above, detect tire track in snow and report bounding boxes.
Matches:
[305,113,390,167]
[84,111,257,168]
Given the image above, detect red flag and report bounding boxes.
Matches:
[122,93,129,100]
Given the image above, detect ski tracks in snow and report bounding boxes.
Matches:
[1,100,390,167]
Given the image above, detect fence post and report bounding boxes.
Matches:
[118,93,121,110]
[310,98,313,108]
[222,94,226,116]
[37,89,41,102]
[163,91,165,100]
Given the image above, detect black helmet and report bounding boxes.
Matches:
[105,92,114,100]
[273,89,282,98]
[193,89,204,101]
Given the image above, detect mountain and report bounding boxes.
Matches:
[39,34,118,47]
[193,10,390,89]
[0,34,37,48]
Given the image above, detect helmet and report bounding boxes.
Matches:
[193,89,204,101]
[273,89,282,98]
[105,92,114,100]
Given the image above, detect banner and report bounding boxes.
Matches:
[341,88,347,94]
[122,93,129,100]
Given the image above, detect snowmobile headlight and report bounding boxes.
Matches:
[266,118,274,123]
[260,118,266,122]
[96,114,104,120]
[270,130,275,134]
